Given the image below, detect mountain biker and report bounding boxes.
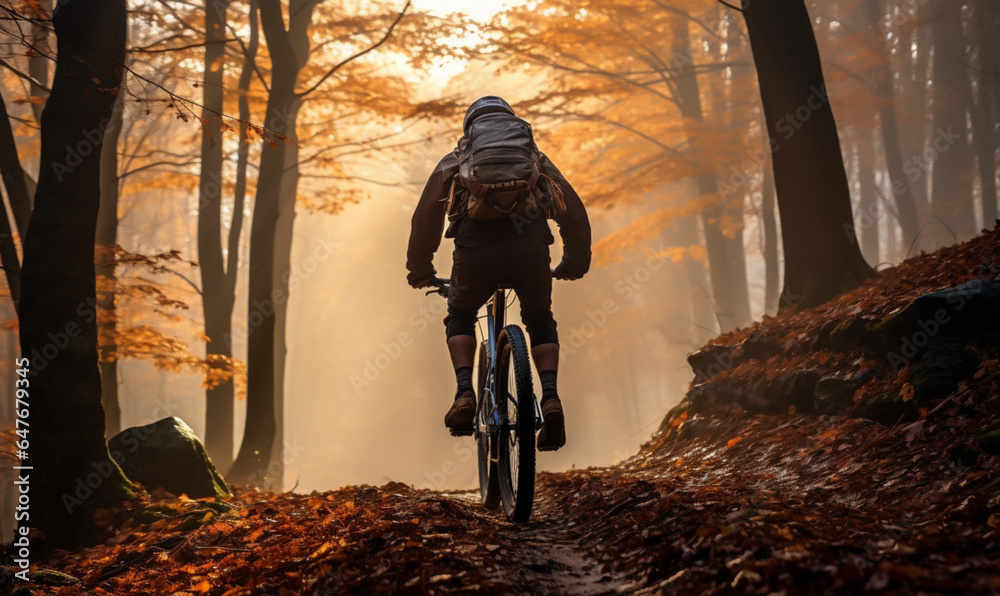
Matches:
[406,96,591,452]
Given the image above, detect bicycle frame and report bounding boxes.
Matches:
[477,288,507,435]
[477,288,542,436]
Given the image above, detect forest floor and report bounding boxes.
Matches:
[6,229,1000,595]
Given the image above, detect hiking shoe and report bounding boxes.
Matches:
[537,397,565,451]
[445,390,476,436]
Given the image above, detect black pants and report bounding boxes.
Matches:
[445,238,558,347]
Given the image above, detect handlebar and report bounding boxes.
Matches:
[424,277,450,298]
[424,273,569,300]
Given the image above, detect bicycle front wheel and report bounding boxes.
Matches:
[495,325,536,522]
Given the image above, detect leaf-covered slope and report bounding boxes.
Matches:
[6,229,1000,595]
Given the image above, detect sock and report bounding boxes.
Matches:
[455,366,473,398]
[539,369,558,402]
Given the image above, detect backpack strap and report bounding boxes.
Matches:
[539,173,567,217]
[443,174,466,222]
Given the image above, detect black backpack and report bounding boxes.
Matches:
[454,111,543,220]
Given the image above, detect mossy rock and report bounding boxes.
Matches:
[853,390,916,425]
[909,343,979,404]
[658,401,690,434]
[687,345,740,382]
[27,570,79,586]
[975,428,1000,455]
[814,376,862,416]
[177,508,222,531]
[109,417,230,499]
[874,281,1000,359]
[820,315,869,349]
[133,507,173,524]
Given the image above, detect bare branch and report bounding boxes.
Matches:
[0,57,51,92]
[297,0,411,99]
[718,0,745,13]
[130,38,238,54]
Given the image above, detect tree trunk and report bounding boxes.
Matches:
[897,4,932,220]
[929,0,975,243]
[666,217,718,344]
[0,96,23,314]
[971,94,997,229]
[699,187,751,330]
[0,194,19,316]
[96,91,124,436]
[867,0,921,249]
[19,0,134,548]
[969,0,998,229]
[269,97,302,490]
[761,166,779,314]
[741,0,872,312]
[672,18,752,331]
[0,93,32,240]
[198,0,235,471]
[229,0,317,486]
[209,0,257,473]
[857,139,880,264]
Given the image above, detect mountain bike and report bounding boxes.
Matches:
[428,278,541,522]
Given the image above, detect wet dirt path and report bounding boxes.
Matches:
[443,489,622,595]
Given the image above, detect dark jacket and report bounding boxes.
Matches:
[406,151,591,286]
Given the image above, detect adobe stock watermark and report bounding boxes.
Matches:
[845,126,962,245]
[51,109,123,182]
[886,278,989,371]
[689,286,802,384]
[417,440,475,491]
[561,246,671,359]
[226,235,338,347]
[717,85,830,201]
[242,437,308,491]
[853,483,944,575]
[350,283,467,395]
[22,289,115,374]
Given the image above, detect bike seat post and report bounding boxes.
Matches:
[491,288,506,338]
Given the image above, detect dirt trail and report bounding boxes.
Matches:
[445,490,622,595]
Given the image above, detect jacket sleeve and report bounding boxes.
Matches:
[406,154,456,287]
[541,155,592,277]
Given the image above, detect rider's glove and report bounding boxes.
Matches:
[553,259,586,281]
[408,270,436,289]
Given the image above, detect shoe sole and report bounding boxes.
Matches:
[448,426,474,437]
[537,411,565,452]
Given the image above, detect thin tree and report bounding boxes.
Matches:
[198,0,238,470]
[672,16,752,330]
[866,0,921,250]
[761,165,779,313]
[968,0,998,228]
[929,0,975,243]
[0,94,25,312]
[230,0,411,486]
[96,91,125,435]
